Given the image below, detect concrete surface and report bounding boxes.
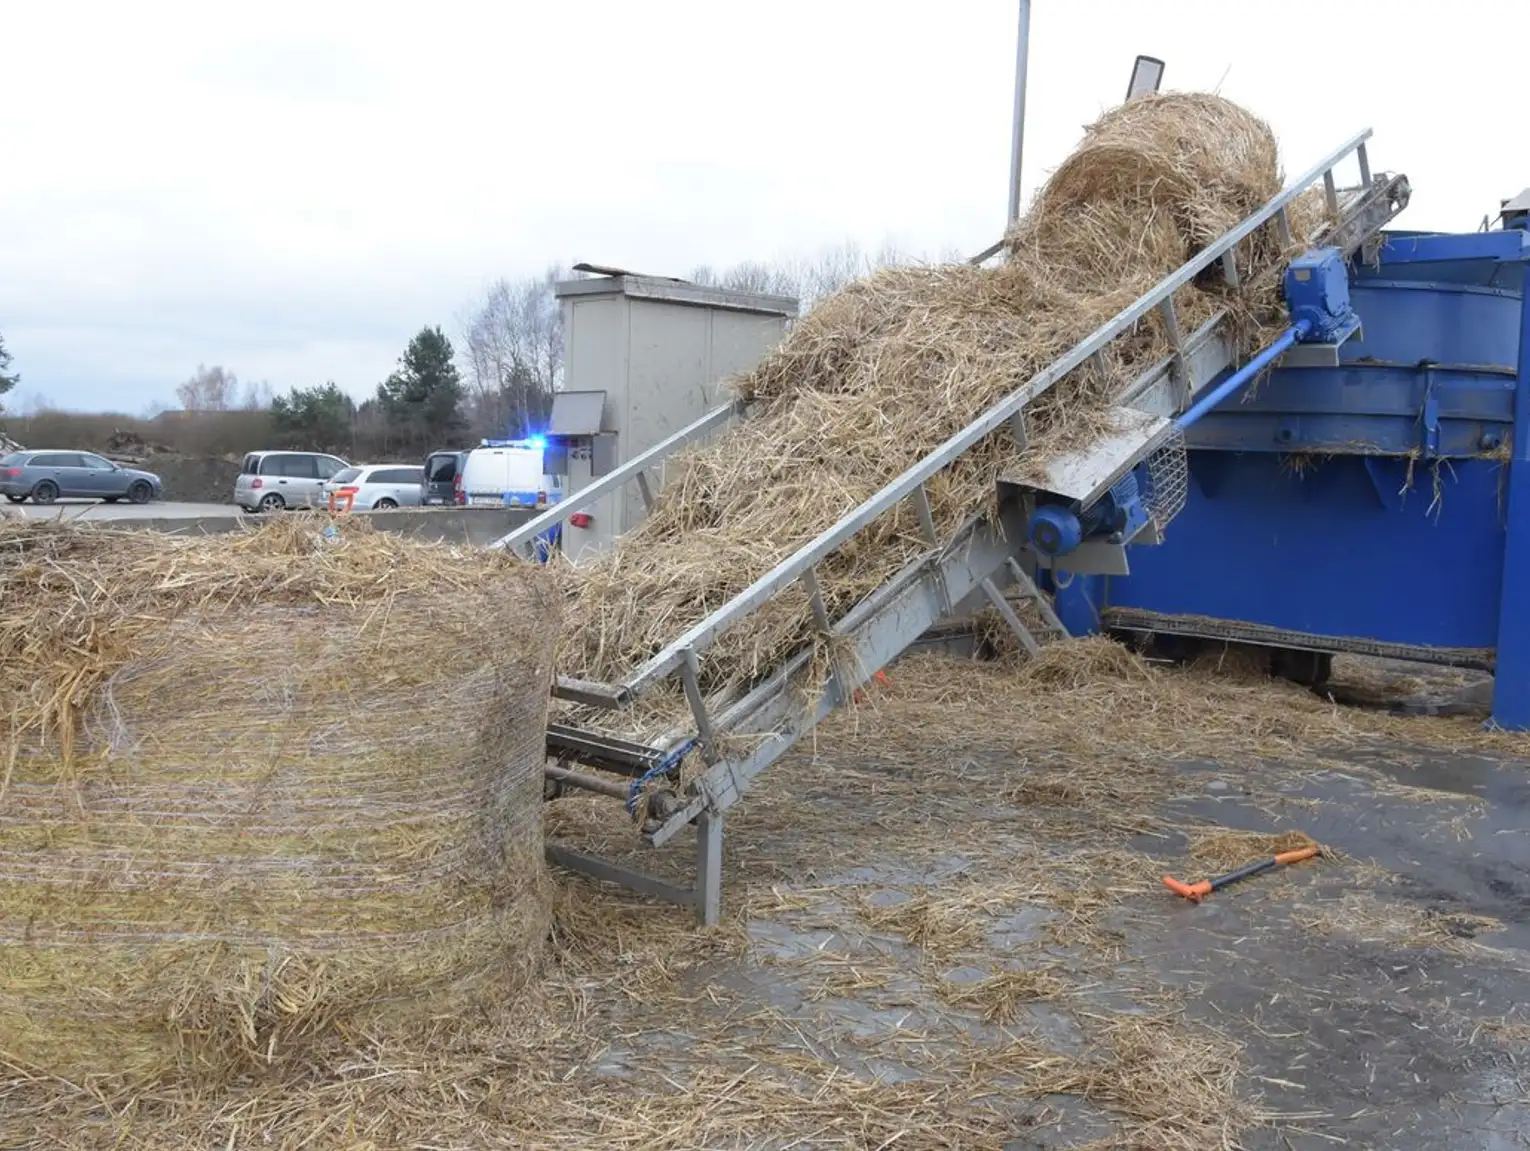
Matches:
[1134,754,1530,1149]
[742,750,1530,1149]
[3,501,542,547]
[546,673,1530,1149]
[7,499,239,521]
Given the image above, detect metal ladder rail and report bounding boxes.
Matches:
[545,129,1379,922]
[494,402,741,558]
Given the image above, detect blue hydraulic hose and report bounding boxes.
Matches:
[1176,318,1315,430]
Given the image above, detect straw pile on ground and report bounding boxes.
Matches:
[549,94,1317,726]
[0,517,559,1085]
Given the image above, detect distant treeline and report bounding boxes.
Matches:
[1,242,949,464]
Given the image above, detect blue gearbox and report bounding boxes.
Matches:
[1282,247,1356,343]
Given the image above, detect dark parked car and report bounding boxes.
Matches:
[0,450,163,505]
[422,449,468,505]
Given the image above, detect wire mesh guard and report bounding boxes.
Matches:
[1142,426,1189,529]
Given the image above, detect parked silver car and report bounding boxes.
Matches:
[0,450,162,505]
[322,465,424,510]
[234,451,348,513]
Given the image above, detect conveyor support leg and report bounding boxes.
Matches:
[696,811,724,926]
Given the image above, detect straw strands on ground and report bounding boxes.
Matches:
[1023,1015,1255,1151]
[1185,829,1321,871]
[547,94,1315,728]
[5,641,1524,1148]
[1292,891,1505,956]
[0,518,560,1084]
[843,638,1530,773]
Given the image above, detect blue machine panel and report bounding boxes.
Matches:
[1362,232,1529,285]
[1186,363,1514,457]
[1342,283,1521,367]
[1103,453,1506,648]
[1084,226,1530,727]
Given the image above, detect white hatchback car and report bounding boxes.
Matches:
[322,465,424,510]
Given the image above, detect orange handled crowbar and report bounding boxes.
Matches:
[1163,845,1320,903]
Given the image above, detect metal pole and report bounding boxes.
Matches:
[544,764,631,802]
[1007,0,1032,225]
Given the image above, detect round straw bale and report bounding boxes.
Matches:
[0,517,558,1084]
[1014,92,1280,265]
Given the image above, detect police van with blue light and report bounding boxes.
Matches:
[458,437,563,509]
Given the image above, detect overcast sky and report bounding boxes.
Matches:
[2,0,1522,414]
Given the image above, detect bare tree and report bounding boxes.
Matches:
[689,260,802,298]
[13,391,53,417]
[458,266,566,440]
[239,379,275,411]
[176,365,239,411]
[690,240,923,316]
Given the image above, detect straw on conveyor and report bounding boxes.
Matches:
[544,94,1324,732]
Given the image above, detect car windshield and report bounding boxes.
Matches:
[330,468,363,484]
[0,453,20,467]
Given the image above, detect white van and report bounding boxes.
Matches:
[459,440,547,508]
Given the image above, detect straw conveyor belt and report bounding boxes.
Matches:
[497,136,1409,924]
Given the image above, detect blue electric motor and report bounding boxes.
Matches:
[1028,468,1151,558]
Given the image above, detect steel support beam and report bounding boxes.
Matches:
[696,811,724,926]
[1491,260,1530,728]
[545,813,725,925]
[545,844,695,907]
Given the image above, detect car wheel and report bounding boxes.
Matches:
[31,481,58,505]
[127,481,153,505]
[374,498,398,510]
[3,494,23,504]
[258,492,286,514]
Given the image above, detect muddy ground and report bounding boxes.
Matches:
[3,649,1527,1149]
[539,653,1530,1149]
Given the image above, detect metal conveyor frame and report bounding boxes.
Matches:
[497,128,1398,924]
